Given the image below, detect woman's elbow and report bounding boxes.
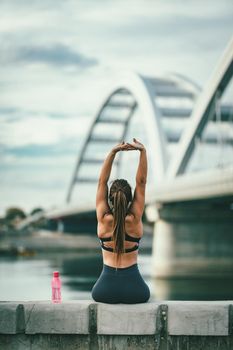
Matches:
[136,177,147,186]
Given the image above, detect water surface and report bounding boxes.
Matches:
[0,253,153,301]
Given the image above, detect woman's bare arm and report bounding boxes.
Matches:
[96,142,134,220]
[98,151,116,186]
[136,148,147,186]
[129,138,147,219]
[96,151,115,221]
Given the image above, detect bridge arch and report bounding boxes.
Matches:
[67,72,199,203]
[168,37,233,178]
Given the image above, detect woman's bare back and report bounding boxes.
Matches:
[97,213,143,268]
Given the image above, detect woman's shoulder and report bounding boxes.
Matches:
[98,209,142,223]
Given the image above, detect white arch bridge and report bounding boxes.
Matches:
[66,38,233,211]
[47,38,233,293]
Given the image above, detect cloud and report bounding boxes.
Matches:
[1,143,78,158]
[0,107,19,114]
[0,65,110,116]
[0,114,92,148]
[0,153,76,166]
[1,43,98,68]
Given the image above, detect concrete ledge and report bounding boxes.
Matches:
[0,300,232,336]
[97,302,159,335]
[24,301,91,334]
[167,301,229,336]
[0,302,24,334]
[0,300,233,350]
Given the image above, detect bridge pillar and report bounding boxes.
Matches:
[152,201,233,299]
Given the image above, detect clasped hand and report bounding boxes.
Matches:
[112,138,145,154]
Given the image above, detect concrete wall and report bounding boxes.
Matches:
[0,300,233,349]
[152,203,233,280]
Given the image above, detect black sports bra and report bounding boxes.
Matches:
[99,233,141,253]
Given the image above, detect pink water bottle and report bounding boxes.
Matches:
[51,271,62,303]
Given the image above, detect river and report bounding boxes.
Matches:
[0,252,154,302]
[3,220,233,302]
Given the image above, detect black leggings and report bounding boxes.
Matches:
[91,263,150,304]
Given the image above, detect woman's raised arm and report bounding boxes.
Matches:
[129,138,147,219]
[96,142,134,220]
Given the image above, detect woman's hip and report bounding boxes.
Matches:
[91,263,150,303]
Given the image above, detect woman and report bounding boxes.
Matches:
[91,138,150,304]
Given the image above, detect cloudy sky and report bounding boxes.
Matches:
[0,0,232,216]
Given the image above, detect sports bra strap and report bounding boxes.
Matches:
[100,236,112,242]
[125,233,141,242]
[100,233,141,243]
[99,233,141,254]
[100,240,139,253]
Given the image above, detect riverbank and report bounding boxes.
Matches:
[0,300,232,349]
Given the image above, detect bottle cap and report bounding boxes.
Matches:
[53,271,59,277]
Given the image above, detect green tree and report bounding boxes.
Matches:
[5,207,26,221]
[30,207,44,216]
